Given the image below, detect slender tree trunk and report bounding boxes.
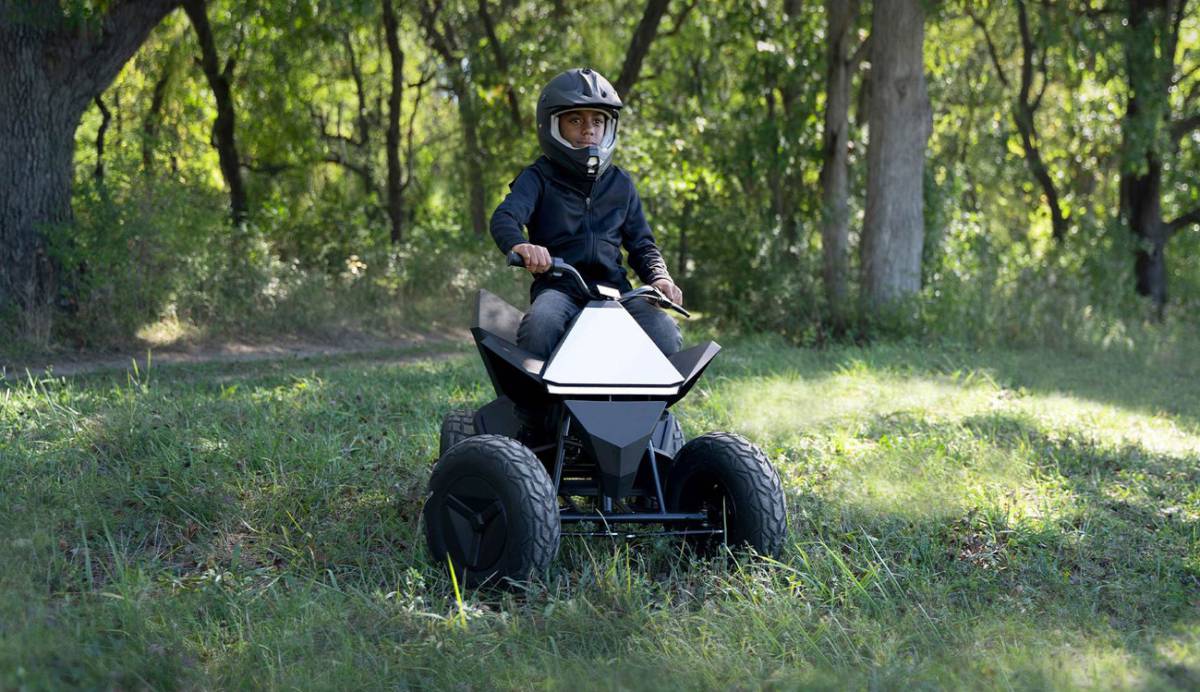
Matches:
[615,0,670,99]
[458,85,488,237]
[1123,155,1168,312]
[820,0,858,329]
[1120,0,1180,317]
[183,0,247,226]
[94,96,112,182]
[972,1,1068,242]
[0,1,180,317]
[382,0,405,244]
[860,0,931,308]
[142,60,173,173]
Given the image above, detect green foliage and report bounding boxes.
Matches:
[46,175,225,345]
[12,0,1197,347]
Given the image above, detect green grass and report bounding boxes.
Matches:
[2,336,1199,689]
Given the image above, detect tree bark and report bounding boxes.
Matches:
[615,0,670,100]
[382,0,405,244]
[971,1,1068,242]
[183,0,247,226]
[1120,0,1179,316]
[1014,0,1066,242]
[141,57,173,173]
[94,96,112,182]
[0,1,180,315]
[459,84,488,237]
[819,0,858,330]
[860,0,932,308]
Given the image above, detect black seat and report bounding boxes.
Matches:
[473,289,525,346]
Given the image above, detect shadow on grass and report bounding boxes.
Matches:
[836,408,1200,683]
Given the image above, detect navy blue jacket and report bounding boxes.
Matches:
[490,156,671,300]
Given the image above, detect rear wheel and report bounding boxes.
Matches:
[424,435,560,588]
[439,409,476,457]
[665,432,787,557]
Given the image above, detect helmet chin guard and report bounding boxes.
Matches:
[536,68,623,180]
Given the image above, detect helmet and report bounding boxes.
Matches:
[536,68,623,180]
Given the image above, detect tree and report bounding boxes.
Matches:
[860,0,932,308]
[615,0,671,102]
[969,0,1069,243]
[417,0,489,236]
[0,0,181,319]
[1118,0,1199,315]
[819,0,863,329]
[183,0,247,226]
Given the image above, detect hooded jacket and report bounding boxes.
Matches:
[490,156,671,301]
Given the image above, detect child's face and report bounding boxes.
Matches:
[558,109,608,148]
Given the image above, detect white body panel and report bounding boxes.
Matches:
[542,303,684,388]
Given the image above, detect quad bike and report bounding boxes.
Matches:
[423,252,787,586]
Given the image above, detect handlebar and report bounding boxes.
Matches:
[507,250,592,298]
[506,250,689,317]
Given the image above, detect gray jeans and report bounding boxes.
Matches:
[517,288,682,360]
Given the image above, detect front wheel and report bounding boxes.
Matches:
[665,432,787,557]
[424,435,560,588]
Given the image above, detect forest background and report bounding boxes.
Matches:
[1,0,1197,355]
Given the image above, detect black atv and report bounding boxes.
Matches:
[423,252,787,586]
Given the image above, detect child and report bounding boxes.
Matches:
[490,67,683,360]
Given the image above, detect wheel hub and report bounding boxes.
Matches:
[442,476,508,570]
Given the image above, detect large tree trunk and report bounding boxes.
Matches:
[183,0,247,226]
[860,0,931,308]
[0,70,76,315]
[819,0,858,329]
[0,1,180,318]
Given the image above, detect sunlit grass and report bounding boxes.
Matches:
[2,337,1198,688]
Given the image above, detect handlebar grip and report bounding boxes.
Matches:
[506,250,525,267]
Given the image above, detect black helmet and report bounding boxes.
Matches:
[536,68,623,180]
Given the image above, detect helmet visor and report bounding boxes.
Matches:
[550,108,618,151]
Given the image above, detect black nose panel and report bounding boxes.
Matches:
[565,400,665,499]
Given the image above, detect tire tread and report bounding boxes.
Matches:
[673,432,788,556]
[427,435,559,586]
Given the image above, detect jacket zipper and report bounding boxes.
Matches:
[584,195,596,266]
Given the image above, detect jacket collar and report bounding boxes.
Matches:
[535,155,613,196]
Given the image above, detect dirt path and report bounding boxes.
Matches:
[2,329,471,380]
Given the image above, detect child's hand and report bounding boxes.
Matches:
[512,243,552,274]
[652,278,683,306]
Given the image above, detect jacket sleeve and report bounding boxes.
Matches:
[621,185,672,285]
[489,168,542,254]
